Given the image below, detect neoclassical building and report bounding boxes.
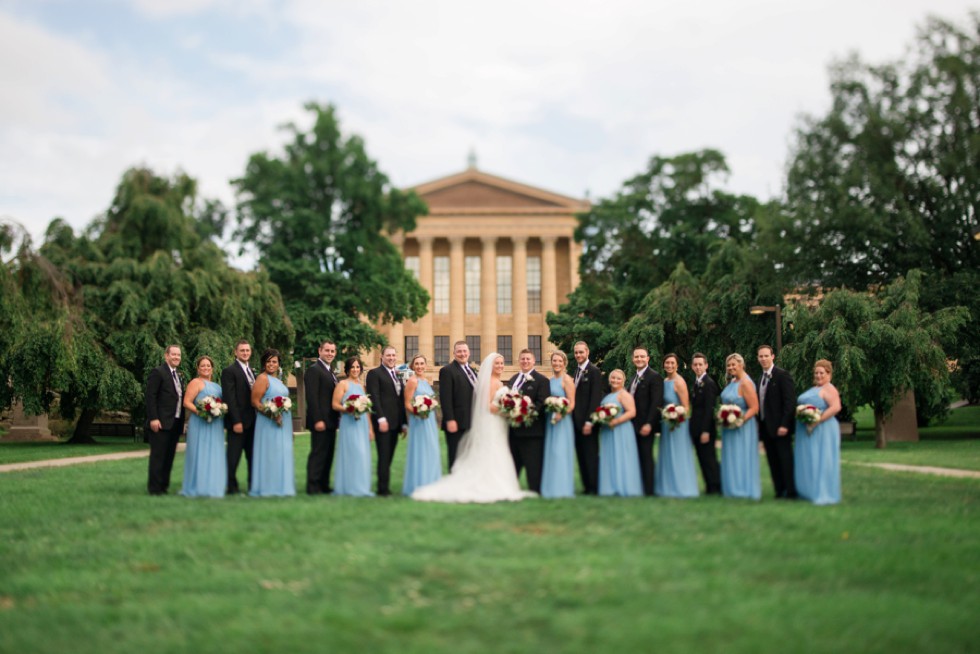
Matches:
[378,165,588,372]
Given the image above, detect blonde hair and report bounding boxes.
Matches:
[411,354,427,367]
[725,353,745,367]
[550,350,568,367]
[610,368,626,381]
[815,359,833,375]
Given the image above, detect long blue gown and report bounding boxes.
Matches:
[402,378,442,496]
[598,392,643,497]
[720,381,761,500]
[541,377,575,498]
[250,376,296,497]
[655,380,699,498]
[334,381,374,497]
[794,386,841,505]
[181,380,227,498]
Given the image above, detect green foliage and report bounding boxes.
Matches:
[233,102,429,357]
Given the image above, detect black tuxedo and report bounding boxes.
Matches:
[144,363,186,495]
[572,362,605,495]
[629,367,664,496]
[756,366,797,498]
[689,373,722,494]
[438,360,477,470]
[507,369,550,493]
[222,360,256,494]
[304,358,339,494]
[366,365,406,495]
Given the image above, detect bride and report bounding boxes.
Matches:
[411,352,534,503]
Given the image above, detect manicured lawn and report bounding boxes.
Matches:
[850,404,980,440]
[0,439,149,465]
[1,436,977,653]
[841,439,980,471]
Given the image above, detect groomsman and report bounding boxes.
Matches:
[689,352,722,495]
[304,339,339,495]
[366,345,407,496]
[145,344,186,495]
[756,344,797,499]
[572,341,604,495]
[507,349,550,493]
[222,340,256,495]
[629,346,663,496]
[439,340,477,470]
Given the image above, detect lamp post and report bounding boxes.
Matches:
[749,305,783,355]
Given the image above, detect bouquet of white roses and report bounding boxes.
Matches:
[410,394,439,419]
[543,396,572,425]
[342,393,372,420]
[494,388,539,428]
[262,395,292,425]
[796,404,821,433]
[194,395,228,423]
[663,403,687,430]
[590,402,620,427]
[716,404,743,429]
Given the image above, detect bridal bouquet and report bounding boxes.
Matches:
[717,404,744,429]
[590,402,620,427]
[410,394,439,419]
[343,394,373,420]
[543,396,571,425]
[262,395,292,425]
[663,403,687,430]
[796,404,821,433]
[194,395,228,423]
[494,388,539,428]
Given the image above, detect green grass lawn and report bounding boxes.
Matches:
[0,439,149,465]
[1,435,977,653]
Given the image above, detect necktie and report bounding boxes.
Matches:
[389,367,401,393]
[171,369,182,418]
[463,364,477,387]
[760,372,771,420]
[244,364,255,387]
[323,359,337,383]
[514,373,525,391]
[574,368,583,388]
[630,372,641,395]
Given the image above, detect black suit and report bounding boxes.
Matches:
[629,367,664,496]
[438,360,476,470]
[304,358,339,494]
[757,366,797,498]
[145,363,185,495]
[507,370,550,493]
[572,362,605,495]
[366,365,406,496]
[222,360,256,494]
[689,373,722,494]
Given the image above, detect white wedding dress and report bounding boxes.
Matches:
[411,353,534,504]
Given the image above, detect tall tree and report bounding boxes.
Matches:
[233,102,429,356]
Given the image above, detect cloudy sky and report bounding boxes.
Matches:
[1,0,973,249]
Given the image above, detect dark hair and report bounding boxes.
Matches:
[410,354,427,367]
[453,340,468,350]
[195,355,215,370]
[260,348,280,370]
[165,344,181,355]
[344,357,363,375]
[757,344,775,356]
[692,352,707,363]
[633,346,649,356]
[235,339,250,349]
[663,352,679,365]
[318,339,336,349]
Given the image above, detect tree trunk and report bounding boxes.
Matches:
[874,407,887,449]
[66,407,98,444]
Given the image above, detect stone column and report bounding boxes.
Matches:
[4,401,54,441]
[512,235,529,354]
[449,236,466,344]
[541,235,558,345]
[569,238,582,291]
[418,236,434,359]
[480,235,498,357]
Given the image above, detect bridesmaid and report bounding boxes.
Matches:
[181,355,227,498]
[598,369,643,497]
[655,353,699,498]
[541,350,576,499]
[332,357,375,497]
[249,349,296,497]
[794,359,842,505]
[402,354,441,496]
[719,353,761,500]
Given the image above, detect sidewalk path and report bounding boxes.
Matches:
[0,444,184,473]
[845,461,980,479]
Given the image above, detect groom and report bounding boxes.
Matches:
[507,348,550,493]
[438,340,477,471]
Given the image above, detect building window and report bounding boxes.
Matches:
[496,256,512,314]
[497,336,513,366]
[527,256,541,314]
[434,256,450,314]
[404,256,420,280]
[465,335,481,362]
[434,336,450,366]
[404,336,419,361]
[465,256,481,314]
[528,335,542,363]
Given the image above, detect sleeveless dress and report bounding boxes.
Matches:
[719,381,761,500]
[181,380,227,498]
[250,376,296,497]
[794,386,841,505]
[655,379,699,498]
[334,381,374,497]
[598,392,643,497]
[402,378,442,496]
[541,377,575,498]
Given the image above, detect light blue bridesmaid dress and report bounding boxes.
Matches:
[250,375,296,497]
[402,378,442,496]
[655,379,699,498]
[181,380,227,498]
[719,380,761,500]
[541,376,575,498]
[598,392,643,497]
[794,386,841,505]
[334,381,374,497]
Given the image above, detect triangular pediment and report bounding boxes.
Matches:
[410,169,587,212]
